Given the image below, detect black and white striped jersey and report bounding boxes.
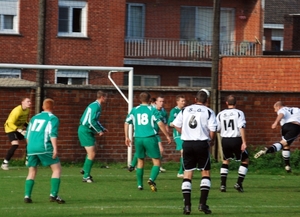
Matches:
[278,107,300,126]
[172,104,217,141]
[217,108,246,138]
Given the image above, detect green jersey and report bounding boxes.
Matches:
[154,108,168,133]
[168,106,181,139]
[125,104,162,137]
[26,111,59,155]
[79,100,104,133]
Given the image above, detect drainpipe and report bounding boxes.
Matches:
[36,0,46,113]
[211,0,221,160]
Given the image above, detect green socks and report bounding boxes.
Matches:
[83,158,93,178]
[131,154,138,167]
[136,168,144,187]
[179,157,184,174]
[50,178,61,197]
[24,179,34,198]
[149,165,160,182]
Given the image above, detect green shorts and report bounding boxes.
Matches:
[156,134,161,142]
[135,136,160,159]
[175,138,183,150]
[78,125,96,147]
[27,153,60,167]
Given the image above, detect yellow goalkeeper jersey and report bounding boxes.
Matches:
[4,105,30,133]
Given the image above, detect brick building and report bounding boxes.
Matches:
[264,0,300,51]
[2,0,300,164]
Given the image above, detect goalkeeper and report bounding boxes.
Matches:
[1,97,31,170]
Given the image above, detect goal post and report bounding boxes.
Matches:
[0,63,134,166]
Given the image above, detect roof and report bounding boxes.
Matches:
[0,78,36,88]
[265,0,300,24]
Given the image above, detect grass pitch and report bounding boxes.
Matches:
[1,164,300,217]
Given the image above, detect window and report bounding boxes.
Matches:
[58,0,87,37]
[124,74,160,86]
[178,76,211,88]
[125,3,145,39]
[0,68,21,78]
[180,6,235,42]
[271,29,283,51]
[0,0,19,34]
[55,70,88,85]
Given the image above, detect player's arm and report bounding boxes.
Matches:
[164,112,169,133]
[124,122,131,147]
[158,121,171,144]
[240,127,247,151]
[167,109,174,127]
[50,117,59,159]
[6,109,21,131]
[208,110,217,146]
[238,112,247,151]
[272,113,284,129]
[209,131,216,146]
[172,110,183,134]
[174,126,182,134]
[51,137,58,159]
[89,105,104,134]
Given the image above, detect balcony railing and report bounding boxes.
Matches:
[125,38,261,61]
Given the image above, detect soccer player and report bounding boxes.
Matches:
[168,94,186,178]
[254,101,300,172]
[24,98,65,204]
[1,97,31,170]
[128,96,168,173]
[154,95,169,172]
[124,92,171,191]
[217,95,249,193]
[172,90,217,215]
[78,90,108,183]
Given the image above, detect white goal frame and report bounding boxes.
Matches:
[0,63,134,166]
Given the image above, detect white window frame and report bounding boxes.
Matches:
[178,76,211,88]
[0,0,19,34]
[271,29,284,51]
[58,0,87,37]
[0,68,21,78]
[55,70,88,85]
[125,3,145,40]
[180,6,235,43]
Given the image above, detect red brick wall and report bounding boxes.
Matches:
[220,56,300,91]
[219,92,300,150]
[0,87,199,163]
[0,0,125,85]
[2,84,300,164]
[0,0,39,64]
[126,0,262,43]
[219,56,300,150]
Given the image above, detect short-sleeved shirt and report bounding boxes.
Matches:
[26,111,59,155]
[173,104,217,141]
[168,106,182,140]
[278,107,300,126]
[217,108,246,138]
[4,105,29,133]
[125,104,161,137]
[154,107,168,134]
[79,101,104,134]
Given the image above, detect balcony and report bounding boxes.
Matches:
[124,38,261,67]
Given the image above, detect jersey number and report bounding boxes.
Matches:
[137,113,149,125]
[30,119,46,132]
[223,119,235,131]
[189,115,197,129]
